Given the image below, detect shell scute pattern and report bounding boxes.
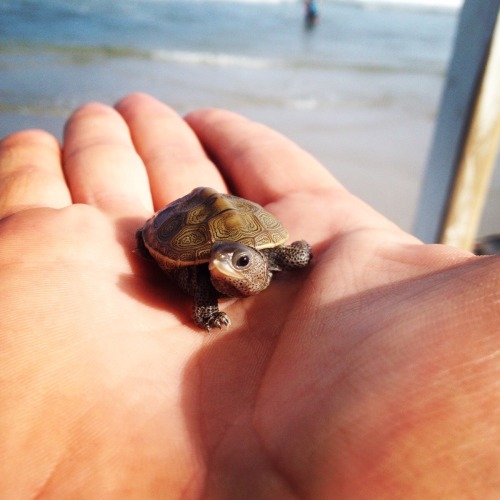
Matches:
[209,211,260,242]
[143,187,289,267]
[171,224,209,253]
[155,212,184,243]
[185,197,220,225]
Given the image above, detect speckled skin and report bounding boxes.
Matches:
[136,187,312,331]
[263,240,313,271]
[170,264,231,330]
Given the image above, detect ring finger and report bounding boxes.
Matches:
[63,102,153,217]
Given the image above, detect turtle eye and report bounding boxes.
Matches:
[233,252,251,269]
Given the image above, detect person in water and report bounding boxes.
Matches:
[304,0,319,28]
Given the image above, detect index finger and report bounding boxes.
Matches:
[116,94,227,209]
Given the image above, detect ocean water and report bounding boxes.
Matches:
[0,0,457,112]
[0,0,497,235]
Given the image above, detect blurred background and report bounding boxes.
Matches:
[0,0,498,235]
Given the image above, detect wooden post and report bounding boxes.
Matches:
[440,10,500,249]
[413,0,500,248]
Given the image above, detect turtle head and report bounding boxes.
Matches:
[209,242,272,298]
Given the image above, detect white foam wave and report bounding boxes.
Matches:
[332,0,463,10]
[156,0,295,3]
[152,49,275,69]
[184,0,295,3]
[155,0,462,7]
[288,98,319,111]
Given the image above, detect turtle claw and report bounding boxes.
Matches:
[206,312,231,332]
[193,306,231,332]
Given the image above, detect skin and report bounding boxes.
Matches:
[0,93,498,498]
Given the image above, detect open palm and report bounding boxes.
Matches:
[1,94,498,498]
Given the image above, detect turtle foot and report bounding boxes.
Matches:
[193,306,231,332]
[206,312,231,332]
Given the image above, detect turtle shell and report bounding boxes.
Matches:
[141,187,289,268]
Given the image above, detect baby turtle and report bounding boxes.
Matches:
[136,187,312,331]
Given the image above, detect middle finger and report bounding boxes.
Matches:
[115,93,226,209]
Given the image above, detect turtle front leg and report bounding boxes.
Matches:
[264,240,312,271]
[185,265,231,331]
[193,301,231,332]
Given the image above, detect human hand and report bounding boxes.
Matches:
[1,93,498,498]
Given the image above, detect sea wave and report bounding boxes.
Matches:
[152,48,444,76]
[1,42,445,77]
[138,0,462,8]
[161,0,295,3]
[126,0,296,4]
[152,49,275,69]
[329,0,463,10]
[0,42,279,70]
[69,0,461,6]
